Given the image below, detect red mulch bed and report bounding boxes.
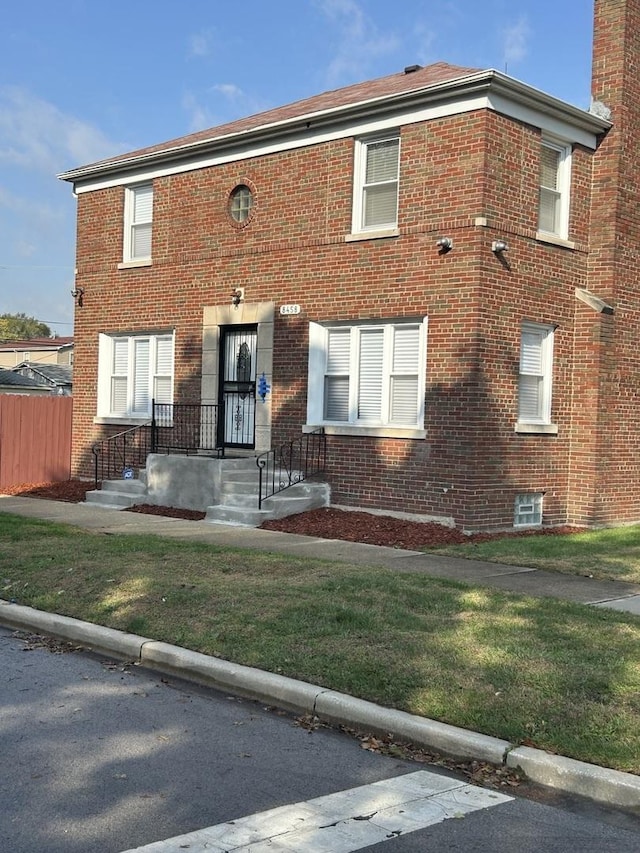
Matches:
[2,479,584,547]
[126,503,206,521]
[2,479,95,502]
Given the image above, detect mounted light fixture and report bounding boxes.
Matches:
[436,237,453,253]
[231,287,245,307]
[71,287,84,307]
[492,240,509,254]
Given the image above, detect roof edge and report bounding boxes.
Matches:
[58,69,610,184]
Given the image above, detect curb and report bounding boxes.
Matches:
[2,599,639,809]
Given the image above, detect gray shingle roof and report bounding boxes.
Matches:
[14,363,72,387]
[0,368,47,388]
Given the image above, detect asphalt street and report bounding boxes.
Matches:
[2,626,639,853]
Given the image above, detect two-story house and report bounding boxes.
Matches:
[59,0,640,531]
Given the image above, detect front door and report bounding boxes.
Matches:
[219,325,257,448]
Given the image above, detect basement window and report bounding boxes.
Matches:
[514,493,543,528]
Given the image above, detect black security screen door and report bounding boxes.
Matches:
[219,325,257,448]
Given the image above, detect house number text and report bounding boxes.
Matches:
[279,304,301,315]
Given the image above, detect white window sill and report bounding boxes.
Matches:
[118,259,152,270]
[345,228,399,243]
[535,232,575,250]
[94,416,151,426]
[515,422,558,435]
[304,423,426,439]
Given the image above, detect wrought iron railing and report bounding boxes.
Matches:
[93,401,224,487]
[93,422,153,487]
[152,402,223,456]
[256,429,326,509]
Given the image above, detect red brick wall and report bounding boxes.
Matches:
[568,0,640,525]
[71,101,603,529]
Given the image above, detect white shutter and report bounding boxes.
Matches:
[389,326,420,424]
[132,338,150,414]
[153,336,173,404]
[324,329,350,421]
[110,338,129,414]
[357,328,383,420]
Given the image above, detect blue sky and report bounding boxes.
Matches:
[1,0,595,336]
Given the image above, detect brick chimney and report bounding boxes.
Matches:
[568,0,640,525]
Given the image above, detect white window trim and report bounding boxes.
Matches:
[351,133,400,236]
[123,183,153,263]
[306,317,427,436]
[537,137,571,241]
[96,331,174,421]
[517,321,555,431]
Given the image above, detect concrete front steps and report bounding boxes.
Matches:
[85,475,148,509]
[204,460,329,526]
[84,456,329,525]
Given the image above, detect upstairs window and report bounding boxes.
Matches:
[538,140,570,239]
[352,135,400,233]
[98,332,173,419]
[123,183,153,262]
[518,322,554,425]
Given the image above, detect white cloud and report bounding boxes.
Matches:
[188,30,213,58]
[0,86,123,174]
[181,91,219,133]
[212,83,245,101]
[503,17,530,67]
[314,0,399,84]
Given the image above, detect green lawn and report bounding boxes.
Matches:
[1,511,639,775]
[427,524,640,585]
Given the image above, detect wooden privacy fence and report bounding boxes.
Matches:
[0,395,73,490]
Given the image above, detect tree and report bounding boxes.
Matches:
[0,313,51,341]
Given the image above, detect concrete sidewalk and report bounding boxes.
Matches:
[2,494,640,810]
[2,495,640,614]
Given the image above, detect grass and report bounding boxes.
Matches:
[1,511,639,775]
[426,524,640,585]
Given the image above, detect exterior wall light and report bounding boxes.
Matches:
[231,287,245,307]
[492,240,509,254]
[71,287,84,307]
[436,237,453,253]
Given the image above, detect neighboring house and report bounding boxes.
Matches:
[58,0,640,530]
[0,368,51,395]
[0,337,74,369]
[12,362,72,396]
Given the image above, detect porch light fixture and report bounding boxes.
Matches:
[492,240,509,254]
[71,287,84,307]
[436,237,453,253]
[231,287,245,307]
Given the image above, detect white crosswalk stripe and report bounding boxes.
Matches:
[121,769,513,852]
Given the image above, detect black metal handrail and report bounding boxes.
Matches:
[93,401,224,487]
[256,429,326,509]
[152,401,223,456]
[93,422,153,487]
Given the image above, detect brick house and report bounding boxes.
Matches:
[59,0,640,531]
